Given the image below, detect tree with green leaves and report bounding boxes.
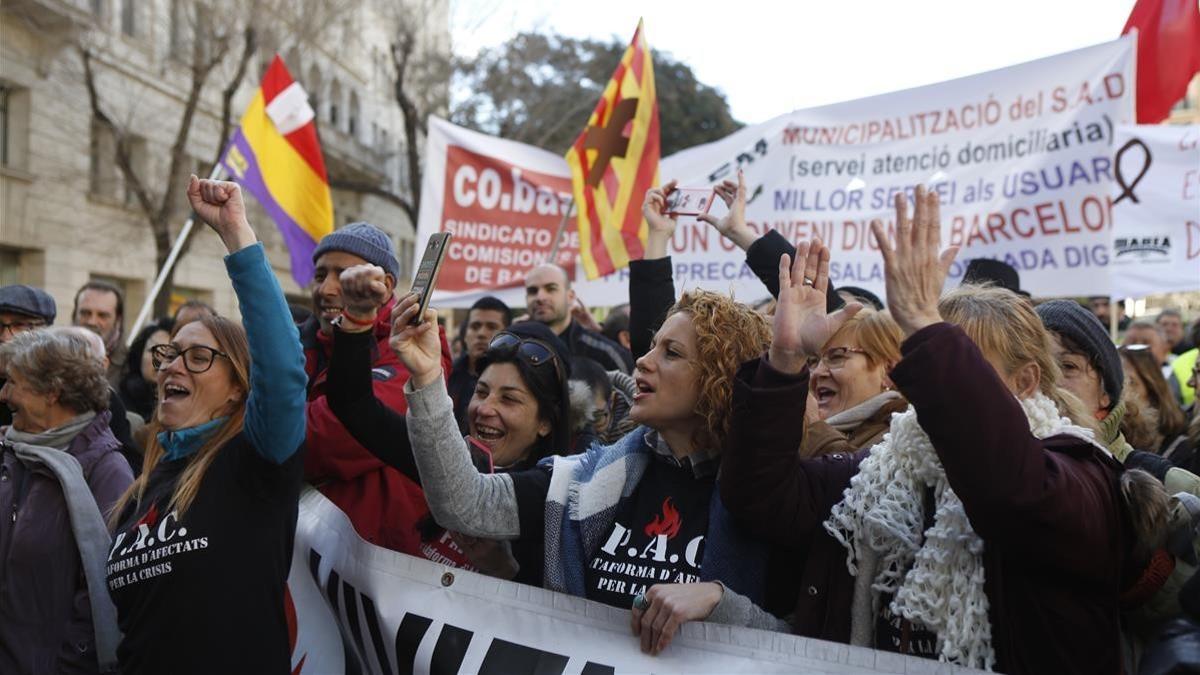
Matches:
[453,32,741,156]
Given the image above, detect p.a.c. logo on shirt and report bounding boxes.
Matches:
[1115,236,1171,259]
[644,498,682,539]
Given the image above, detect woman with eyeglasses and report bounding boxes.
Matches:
[722,189,1144,673]
[798,310,906,458]
[322,263,573,585]
[104,177,307,675]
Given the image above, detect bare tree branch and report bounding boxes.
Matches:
[329,178,415,222]
[80,46,157,220]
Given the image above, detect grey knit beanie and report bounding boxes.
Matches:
[1035,299,1122,408]
[311,222,400,279]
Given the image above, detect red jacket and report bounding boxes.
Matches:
[302,297,457,557]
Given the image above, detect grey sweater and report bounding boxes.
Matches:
[404,375,791,632]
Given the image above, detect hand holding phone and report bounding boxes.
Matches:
[408,233,451,326]
[665,187,716,217]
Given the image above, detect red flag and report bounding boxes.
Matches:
[1122,0,1200,123]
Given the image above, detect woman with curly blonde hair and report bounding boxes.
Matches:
[394,185,788,657]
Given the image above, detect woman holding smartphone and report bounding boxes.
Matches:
[326,264,572,585]
[393,279,792,656]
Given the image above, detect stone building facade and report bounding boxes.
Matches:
[0,0,446,332]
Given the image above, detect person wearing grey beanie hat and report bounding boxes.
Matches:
[1036,299,1123,416]
[312,222,401,280]
[309,222,403,338]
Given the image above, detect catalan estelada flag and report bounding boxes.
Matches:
[566,20,660,279]
[221,55,333,286]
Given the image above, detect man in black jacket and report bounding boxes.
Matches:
[448,296,511,433]
[524,264,633,374]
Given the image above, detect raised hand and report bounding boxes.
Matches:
[570,296,602,333]
[770,240,862,374]
[339,264,390,328]
[186,175,256,252]
[630,582,723,656]
[642,180,679,259]
[389,293,443,388]
[870,186,958,338]
[698,170,756,250]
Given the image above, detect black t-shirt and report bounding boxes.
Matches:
[106,434,303,675]
[583,458,714,608]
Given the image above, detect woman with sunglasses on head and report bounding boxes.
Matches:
[394,277,790,656]
[104,177,307,675]
[322,263,572,585]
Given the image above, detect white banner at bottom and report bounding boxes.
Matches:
[285,487,983,674]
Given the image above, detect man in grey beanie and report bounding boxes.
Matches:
[308,222,401,337]
[300,223,457,558]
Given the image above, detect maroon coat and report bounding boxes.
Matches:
[721,322,1131,675]
[0,412,133,674]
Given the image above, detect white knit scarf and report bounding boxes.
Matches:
[823,392,1098,671]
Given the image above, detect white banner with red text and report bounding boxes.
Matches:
[285,487,984,675]
[1108,124,1200,298]
[415,37,1135,307]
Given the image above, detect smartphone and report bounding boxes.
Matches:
[408,233,452,326]
[665,187,715,216]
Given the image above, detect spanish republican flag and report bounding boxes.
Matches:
[221,55,333,286]
[566,20,660,280]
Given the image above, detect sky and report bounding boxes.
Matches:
[448,0,1138,125]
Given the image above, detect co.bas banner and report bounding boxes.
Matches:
[285,488,985,674]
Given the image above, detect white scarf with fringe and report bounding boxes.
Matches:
[823,392,1099,671]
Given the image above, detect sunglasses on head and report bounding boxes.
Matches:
[487,332,564,382]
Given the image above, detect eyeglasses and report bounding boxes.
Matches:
[0,319,45,336]
[806,346,868,370]
[487,332,565,383]
[150,343,229,374]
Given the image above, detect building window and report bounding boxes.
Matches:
[348,91,359,138]
[0,85,9,167]
[0,83,31,171]
[120,0,136,36]
[169,0,192,56]
[90,120,120,200]
[329,79,341,129]
[91,0,105,17]
[0,249,19,286]
[123,136,148,208]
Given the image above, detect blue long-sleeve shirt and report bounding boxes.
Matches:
[160,243,306,463]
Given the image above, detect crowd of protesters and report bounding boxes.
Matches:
[2,173,1200,675]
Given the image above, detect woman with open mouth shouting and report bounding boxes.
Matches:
[801,309,906,459]
[392,226,791,656]
[104,176,308,675]
[721,187,1138,674]
[324,262,573,586]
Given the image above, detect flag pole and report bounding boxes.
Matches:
[126,163,225,347]
[545,197,576,265]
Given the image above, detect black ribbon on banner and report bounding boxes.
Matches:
[1114,138,1152,205]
